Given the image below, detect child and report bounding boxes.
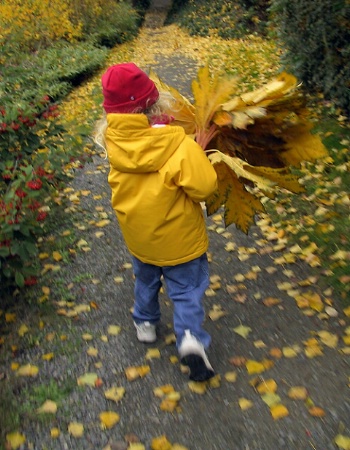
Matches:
[96,62,218,381]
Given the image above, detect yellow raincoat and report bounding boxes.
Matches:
[106,114,218,266]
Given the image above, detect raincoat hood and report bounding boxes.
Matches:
[105,112,218,266]
[105,114,186,173]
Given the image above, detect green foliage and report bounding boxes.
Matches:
[1,42,108,104]
[165,0,270,38]
[269,0,350,114]
[0,97,85,292]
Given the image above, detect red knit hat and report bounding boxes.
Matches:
[101,63,159,113]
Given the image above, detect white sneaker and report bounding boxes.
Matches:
[179,330,215,381]
[134,321,157,343]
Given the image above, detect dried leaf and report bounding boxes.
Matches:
[5,432,26,449]
[188,381,207,394]
[104,386,125,403]
[334,434,350,449]
[16,364,39,377]
[246,360,266,375]
[151,435,172,450]
[125,365,150,381]
[238,398,253,410]
[77,372,98,386]
[100,411,120,429]
[288,386,308,400]
[37,400,57,414]
[145,348,161,360]
[308,406,326,417]
[224,371,238,382]
[270,404,289,420]
[68,422,84,437]
[256,379,277,394]
[50,428,60,438]
[233,324,252,339]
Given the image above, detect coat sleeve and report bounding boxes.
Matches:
[172,137,218,202]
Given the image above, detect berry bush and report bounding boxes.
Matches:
[0,97,84,290]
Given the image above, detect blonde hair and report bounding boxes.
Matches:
[94,91,176,154]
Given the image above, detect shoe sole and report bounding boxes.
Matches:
[181,354,215,381]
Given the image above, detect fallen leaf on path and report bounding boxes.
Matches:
[68,422,84,437]
[256,379,277,394]
[100,411,120,429]
[334,434,350,449]
[108,325,121,335]
[270,404,289,420]
[50,428,60,438]
[208,304,226,321]
[308,406,326,417]
[288,386,308,400]
[77,372,98,386]
[17,364,39,377]
[238,398,253,410]
[5,432,26,449]
[104,386,125,403]
[233,324,252,338]
[151,435,172,450]
[125,365,150,381]
[188,381,207,394]
[37,400,57,414]
[145,348,161,360]
[18,324,29,337]
[224,371,237,382]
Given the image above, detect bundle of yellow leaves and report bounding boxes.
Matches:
[152,67,327,233]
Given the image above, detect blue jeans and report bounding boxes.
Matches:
[132,253,211,348]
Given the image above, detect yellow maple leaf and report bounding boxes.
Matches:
[224,371,238,382]
[50,428,60,438]
[100,411,120,429]
[37,400,57,414]
[125,365,150,381]
[334,434,350,449]
[42,352,54,361]
[6,432,26,449]
[151,435,173,450]
[238,397,253,410]
[270,403,289,420]
[16,364,39,377]
[288,386,308,400]
[145,348,161,360]
[256,379,278,394]
[18,324,29,337]
[68,422,84,437]
[188,381,207,394]
[107,325,121,335]
[77,372,98,386]
[246,359,265,374]
[52,251,63,261]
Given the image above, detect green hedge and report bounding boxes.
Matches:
[165,0,270,38]
[270,0,350,114]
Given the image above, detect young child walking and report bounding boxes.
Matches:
[96,62,218,381]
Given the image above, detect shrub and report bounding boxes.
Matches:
[165,0,270,38]
[1,42,108,104]
[269,0,350,114]
[67,0,140,47]
[0,97,85,291]
[0,0,81,53]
